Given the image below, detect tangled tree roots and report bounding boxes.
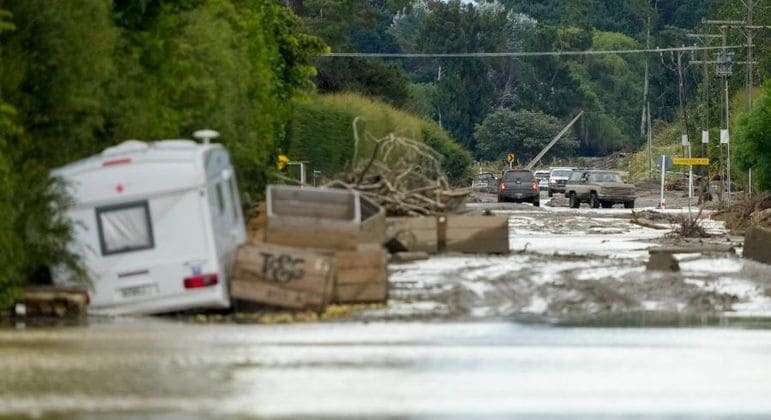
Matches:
[328,118,470,216]
[667,207,710,239]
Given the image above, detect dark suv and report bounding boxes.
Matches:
[497,169,540,206]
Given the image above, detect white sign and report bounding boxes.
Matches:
[702,130,709,144]
[681,134,689,146]
[720,129,730,144]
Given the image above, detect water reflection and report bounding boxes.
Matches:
[3,320,771,419]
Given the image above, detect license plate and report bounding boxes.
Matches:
[119,283,158,299]
[515,193,523,198]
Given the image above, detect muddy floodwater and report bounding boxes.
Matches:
[4,196,771,419]
[4,320,771,419]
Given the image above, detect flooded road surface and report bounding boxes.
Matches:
[4,319,771,419]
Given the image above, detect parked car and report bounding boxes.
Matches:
[51,138,247,315]
[564,170,636,209]
[498,169,540,206]
[534,170,550,191]
[548,167,576,197]
[472,172,498,194]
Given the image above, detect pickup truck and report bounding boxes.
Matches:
[564,170,636,208]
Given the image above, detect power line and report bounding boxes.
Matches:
[321,45,746,59]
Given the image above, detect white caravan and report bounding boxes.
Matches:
[51,139,247,315]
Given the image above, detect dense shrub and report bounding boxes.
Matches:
[734,82,771,192]
[0,103,83,307]
[286,93,473,185]
[105,0,325,205]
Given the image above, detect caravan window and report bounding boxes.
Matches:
[228,178,239,220]
[215,183,225,215]
[96,201,154,256]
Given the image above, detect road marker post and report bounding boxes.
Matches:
[506,153,516,170]
[673,158,711,220]
[659,155,667,209]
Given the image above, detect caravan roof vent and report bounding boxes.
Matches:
[102,140,149,156]
[154,140,198,149]
[193,129,220,144]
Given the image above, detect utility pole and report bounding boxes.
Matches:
[678,48,694,200]
[642,16,652,179]
[704,4,771,113]
[745,0,754,113]
[662,48,693,199]
[703,5,770,201]
[686,33,721,158]
[720,28,733,205]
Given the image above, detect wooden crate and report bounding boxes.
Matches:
[264,185,386,251]
[232,243,337,310]
[336,282,388,303]
[386,215,510,254]
[331,245,388,303]
[265,221,361,251]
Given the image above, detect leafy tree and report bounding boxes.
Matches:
[106,0,325,204]
[475,109,577,163]
[413,0,496,151]
[0,104,24,307]
[299,0,411,105]
[502,0,651,37]
[315,58,411,106]
[404,82,439,119]
[0,10,83,307]
[0,0,116,166]
[734,81,771,192]
[577,30,644,153]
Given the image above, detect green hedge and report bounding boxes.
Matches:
[285,93,473,185]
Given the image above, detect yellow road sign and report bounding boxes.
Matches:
[673,157,710,166]
[277,154,290,170]
[507,153,516,163]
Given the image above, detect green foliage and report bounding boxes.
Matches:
[0,7,85,307]
[315,58,411,106]
[0,102,84,308]
[286,93,472,184]
[413,0,496,151]
[105,0,325,205]
[0,102,24,307]
[0,0,116,166]
[474,109,578,163]
[734,82,771,192]
[626,121,685,182]
[298,0,410,106]
[0,9,14,32]
[421,124,473,184]
[384,1,650,157]
[404,82,439,119]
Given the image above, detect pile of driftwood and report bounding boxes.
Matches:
[328,119,470,217]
